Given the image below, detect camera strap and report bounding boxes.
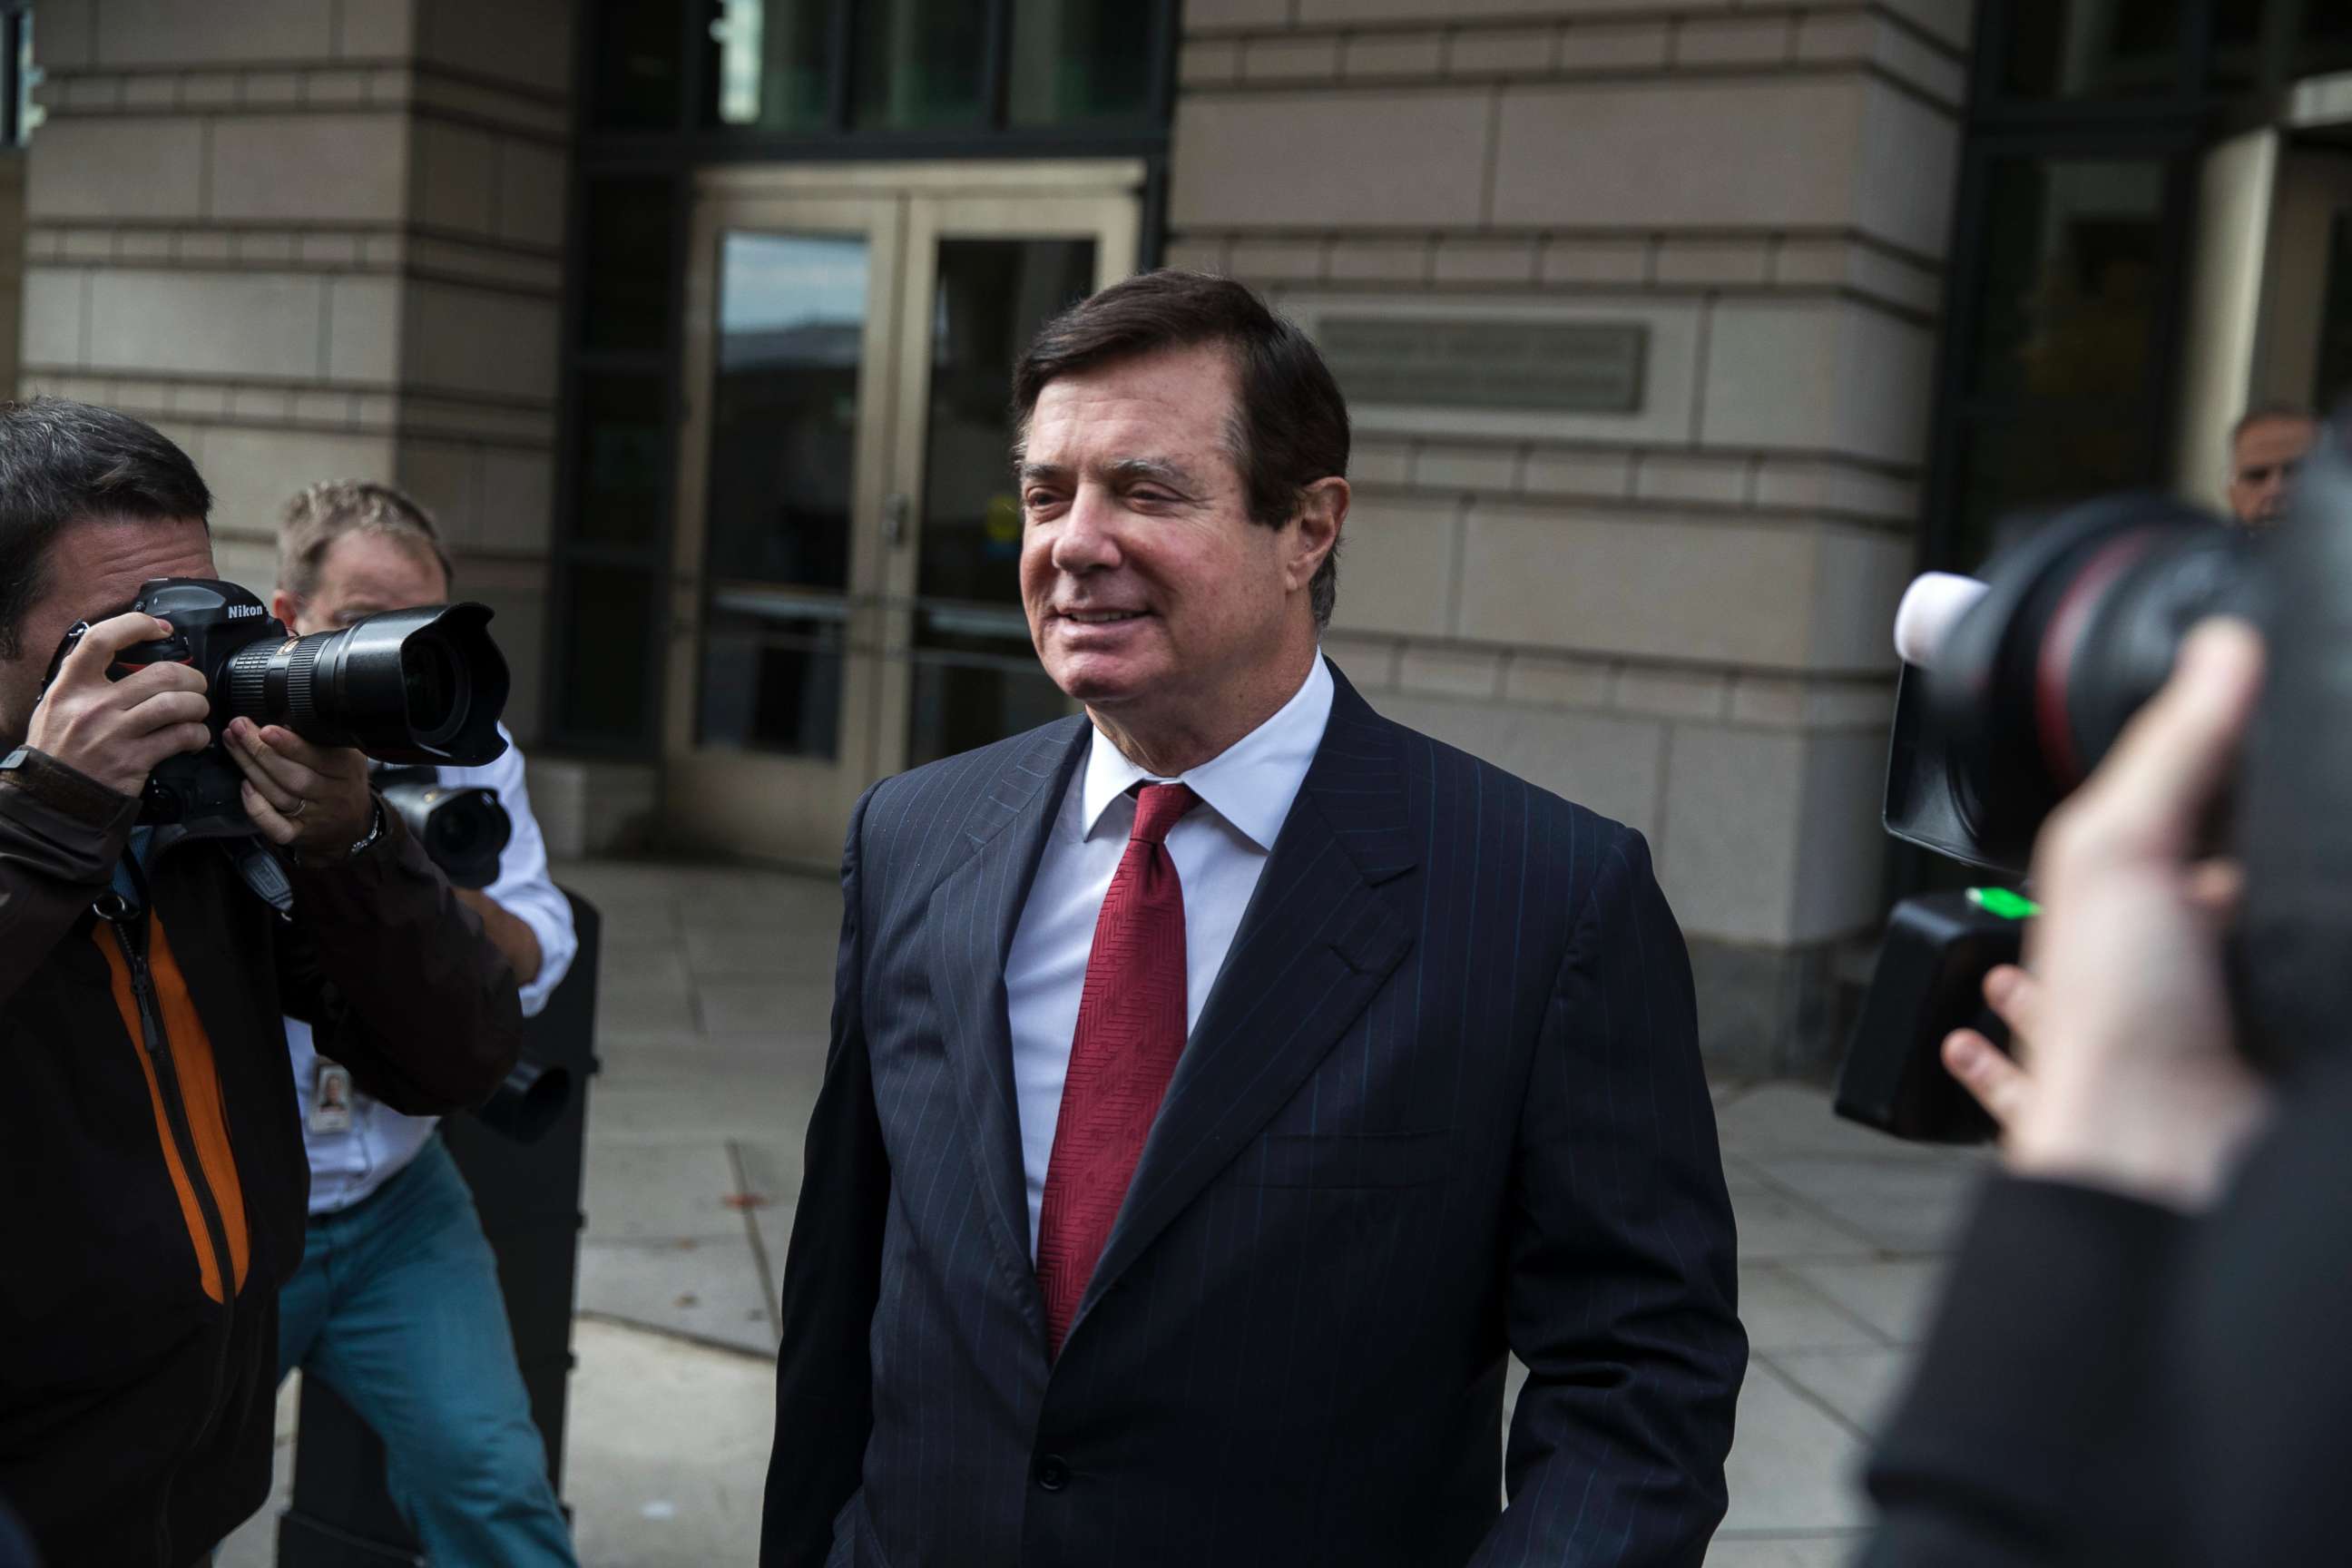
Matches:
[220,838,295,917]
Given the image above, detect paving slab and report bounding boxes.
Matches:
[1715,1083,1962,1163]
[1704,1535,1868,1567]
[1745,1155,1989,1256]
[577,1236,780,1355]
[1720,1360,1872,1534]
[1730,1187,1880,1263]
[582,1141,748,1243]
[1768,1346,1915,1437]
[1740,1264,1889,1353]
[564,1320,776,1568]
[1788,1259,1953,1348]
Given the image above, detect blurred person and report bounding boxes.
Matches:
[0,401,522,1567]
[762,271,1745,1568]
[269,482,581,1566]
[2225,402,2316,530]
[1860,618,2352,1564]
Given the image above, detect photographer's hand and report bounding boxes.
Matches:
[223,718,373,856]
[24,612,212,798]
[1942,620,2271,1210]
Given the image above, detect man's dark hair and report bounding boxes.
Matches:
[0,398,211,660]
[1012,270,1349,628]
[2232,400,2318,446]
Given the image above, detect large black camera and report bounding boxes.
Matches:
[44,578,510,842]
[1838,420,2352,1142]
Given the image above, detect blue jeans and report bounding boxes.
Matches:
[277,1136,577,1567]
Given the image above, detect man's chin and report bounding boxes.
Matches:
[1044,653,1157,710]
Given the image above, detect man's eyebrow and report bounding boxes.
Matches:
[1103,457,1201,490]
[1014,457,1205,491]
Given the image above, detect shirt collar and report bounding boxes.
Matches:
[1077,653,1335,852]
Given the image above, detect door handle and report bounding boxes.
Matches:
[885,493,911,549]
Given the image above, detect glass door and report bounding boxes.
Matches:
[664,194,905,858]
[664,164,1140,864]
[878,192,1140,774]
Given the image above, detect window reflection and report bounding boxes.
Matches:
[705,0,831,132]
[906,238,1095,767]
[698,231,870,758]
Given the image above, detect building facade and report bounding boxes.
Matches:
[14,0,2349,1072]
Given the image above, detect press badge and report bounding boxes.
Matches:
[310,1062,354,1134]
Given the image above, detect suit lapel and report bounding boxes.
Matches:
[923,718,1090,1321]
[1075,668,1418,1329]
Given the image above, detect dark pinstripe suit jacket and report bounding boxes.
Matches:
[763,662,1745,1568]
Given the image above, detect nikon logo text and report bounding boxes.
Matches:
[226,603,266,619]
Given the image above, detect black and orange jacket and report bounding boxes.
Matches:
[0,746,524,1568]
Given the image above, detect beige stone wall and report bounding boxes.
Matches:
[1170,0,1971,1062]
[17,0,570,741]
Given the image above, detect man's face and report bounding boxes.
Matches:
[273,531,449,636]
[0,515,214,751]
[2227,415,2317,530]
[1017,343,1301,721]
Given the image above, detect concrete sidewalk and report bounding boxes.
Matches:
[220,855,1987,1568]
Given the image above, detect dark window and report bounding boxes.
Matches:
[2316,210,2352,409]
[1965,158,2166,408]
[853,0,990,131]
[592,0,687,131]
[1009,0,1155,127]
[555,564,661,743]
[573,375,670,547]
[2002,0,2186,103]
[1943,154,2172,569]
[582,178,678,357]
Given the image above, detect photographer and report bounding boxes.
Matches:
[267,482,580,1566]
[1859,617,2352,1564]
[0,401,523,1568]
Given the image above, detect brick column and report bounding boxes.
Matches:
[1168,0,1972,1073]
[18,0,572,740]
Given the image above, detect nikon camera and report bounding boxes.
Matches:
[44,577,510,843]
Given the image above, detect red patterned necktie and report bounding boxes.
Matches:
[1035,780,1199,1358]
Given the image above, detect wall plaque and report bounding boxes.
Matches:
[1316,317,1649,415]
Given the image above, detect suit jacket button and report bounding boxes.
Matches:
[1035,1454,1070,1492]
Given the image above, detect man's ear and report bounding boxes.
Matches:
[270,589,299,627]
[1288,476,1348,593]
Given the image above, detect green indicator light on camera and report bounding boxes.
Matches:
[1966,887,2040,921]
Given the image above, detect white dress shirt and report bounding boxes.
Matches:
[1004,655,1334,1255]
[287,725,579,1214]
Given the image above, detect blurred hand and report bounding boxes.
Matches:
[1941,620,2272,1210]
[23,612,211,798]
[224,717,373,856]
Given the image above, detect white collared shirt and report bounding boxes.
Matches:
[1004,655,1335,1255]
[286,726,579,1215]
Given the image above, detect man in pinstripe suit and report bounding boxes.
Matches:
[764,270,1745,1568]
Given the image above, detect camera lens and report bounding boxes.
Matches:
[377,779,511,889]
[403,636,460,742]
[1924,495,2259,868]
[219,603,510,767]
